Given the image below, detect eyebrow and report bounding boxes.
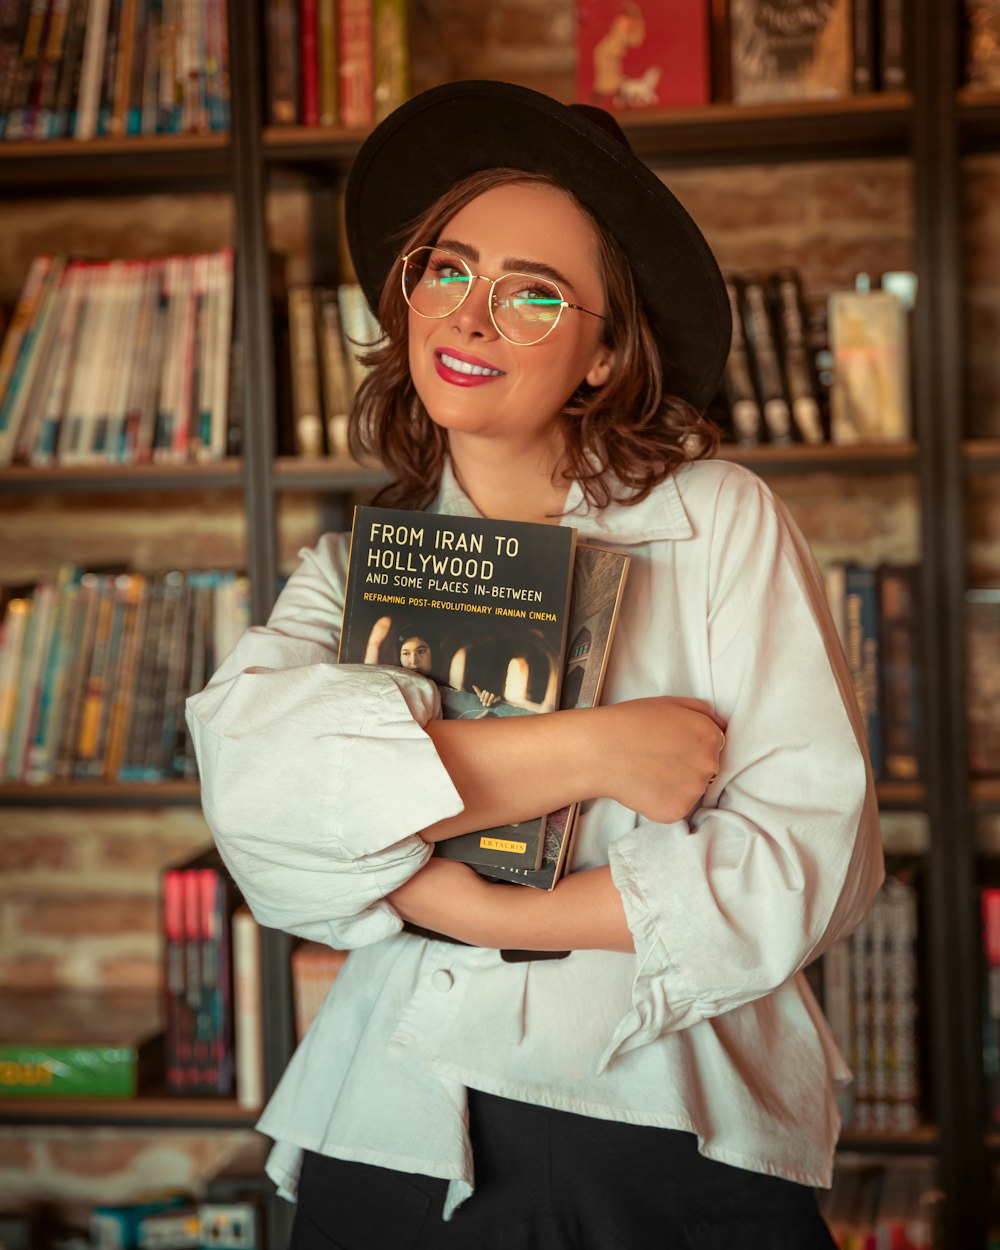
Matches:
[435,238,576,291]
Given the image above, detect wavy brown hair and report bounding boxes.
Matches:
[348,168,719,512]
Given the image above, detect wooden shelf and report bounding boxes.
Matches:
[0,460,244,495]
[263,92,914,174]
[718,441,919,474]
[838,1124,940,1156]
[272,454,391,491]
[964,440,1000,471]
[0,781,202,807]
[957,87,1000,151]
[0,1093,258,1129]
[876,780,928,809]
[0,132,232,196]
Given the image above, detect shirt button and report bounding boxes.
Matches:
[431,969,454,992]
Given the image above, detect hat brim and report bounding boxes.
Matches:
[345,80,730,412]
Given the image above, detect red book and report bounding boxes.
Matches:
[337,0,373,128]
[576,0,711,112]
[162,869,189,1092]
[300,0,320,127]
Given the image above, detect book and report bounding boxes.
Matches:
[291,940,348,1041]
[722,276,762,445]
[740,273,792,444]
[828,286,911,444]
[878,563,922,782]
[967,0,1000,89]
[337,0,373,128]
[852,0,877,92]
[728,0,853,105]
[372,0,407,121]
[266,0,300,124]
[844,564,882,780]
[317,0,338,124]
[879,0,907,90]
[231,903,264,1110]
[0,990,163,1098]
[287,286,325,457]
[475,543,631,891]
[338,504,578,871]
[576,0,710,112]
[967,587,1000,777]
[985,888,1000,1124]
[769,267,824,445]
[315,286,352,457]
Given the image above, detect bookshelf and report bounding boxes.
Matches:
[0,0,997,1245]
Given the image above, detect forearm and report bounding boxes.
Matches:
[390,858,634,953]
[420,708,597,842]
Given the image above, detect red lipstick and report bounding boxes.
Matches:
[433,348,505,388]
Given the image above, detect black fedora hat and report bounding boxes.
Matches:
[345,80,731,413]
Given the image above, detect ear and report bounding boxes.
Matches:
[585,346,614,389]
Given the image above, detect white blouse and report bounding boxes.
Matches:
[186,457,884,1218]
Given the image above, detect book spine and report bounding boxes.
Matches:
[300,0,319,126]
[315,286,351,456]
[966,589,1000,776]
[96,0,123,136]
[266,0,299,124]
[879,0,907,89]
[163,867,189,1091]
[985,889,1000,1125]
[31,0,72,138]
[0,598,32,780]
[844,564,883,780]
[722,276,762,445]
[53,571,101,780]
[7,582,57,783]
[770,267,824,445]
[209,246,234,459]
[288,285,325,456]
[3,0,50,141]
[372,0,407,122]
[232,904,263,1109]
[885,873,920,1131]
[878,563,922,782]
[24,562,81,784]
[337,0,373,129]
[740,273,792,444]
[0,2,33,140]
[852,0,877,92]
[317,0,337,124]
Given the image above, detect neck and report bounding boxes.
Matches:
[447,431,570,524]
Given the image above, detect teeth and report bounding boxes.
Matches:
[439,352,502,377]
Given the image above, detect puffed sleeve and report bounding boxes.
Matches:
[602,466,884,1065]
[185,534,465,948]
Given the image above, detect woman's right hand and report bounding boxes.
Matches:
[592,697,726,824]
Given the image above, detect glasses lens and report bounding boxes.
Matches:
[492,274,564,344]
[402,247,471,318]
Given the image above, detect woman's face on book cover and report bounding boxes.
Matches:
[407,181,613,461]
[399,635,433,674]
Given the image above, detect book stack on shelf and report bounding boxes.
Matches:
[0,565,250,787]
[822,562,923,785]
[819,1159,940,1249]
[264,0,408,131]
[0,249,236,468]
[0,0,231,143]
[282,280,379,459]
[718,268,914,449]
[575,0,909,115]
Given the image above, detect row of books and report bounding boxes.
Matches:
[718,269,913,448]
[265,0,407,130]
[0,1196,261,1250]
[817,1159,939,1249]
[0,0,230,143]
[0,249,236,467]
[823,562,922,785]
[817,868,922,1135]
[577,0,910,114]
[0,565,251,786]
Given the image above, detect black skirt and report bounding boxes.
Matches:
[289,1088,837,1250]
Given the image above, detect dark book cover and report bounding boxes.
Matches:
[877,563,922,783]
[852,0,877,92]
[878,0,907,90]
[475,543,631,891]
[740,273,792,445]
[729,0,853,104]
[722,276,761,445]
[844,563,883,780]
[769,268,824,445]
[339,504,578,871]
[266,0,300,125]
[966,587,1000,777]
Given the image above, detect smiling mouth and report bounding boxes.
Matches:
[437,351,504,378]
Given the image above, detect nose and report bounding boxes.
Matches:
[451,274,498,340]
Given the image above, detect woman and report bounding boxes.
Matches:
[187,81,882,1248]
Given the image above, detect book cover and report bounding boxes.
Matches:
[317,0,339,125]
[337,0,373,128]
[728,0,853,105]
[265,0,299,124]
[300,0,320,127]
[828,287,911,444]
[852,0,877,92]
[232,904,264,1110]
[577,0,711,111]
[338,504,578,871]
[372,0,408,121]
[0,990,162,1098]
[314,286,352,457]
[475,543,631,891]
[287,285,325,457]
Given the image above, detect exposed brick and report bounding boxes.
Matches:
[94,955,161,991]
[0,834,76,873]
[0,954,61,990]
[13,898,159,940]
